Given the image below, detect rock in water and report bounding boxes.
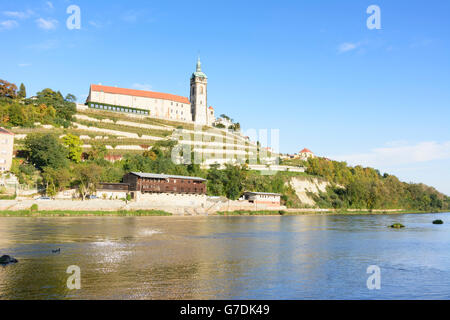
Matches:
[432,219,444,225]
[389,223,405,229]
[0,255,18,265]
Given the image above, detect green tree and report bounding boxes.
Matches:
[18,83,26,99]
[24,133,68,170]
[62,134,83,163]
[87,143,107,161]
[42,166,72,196]
[206,164,225,196]
[74,163,103,200]
[33,88,76,126]
[65,93,76,102]
[222,164,247,200]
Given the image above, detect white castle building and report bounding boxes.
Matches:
[86,58,216,126]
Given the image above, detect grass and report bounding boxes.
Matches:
[81,138,157,146]
[75,119,172,138]
[0,194,16,200]
[217,210,287,216]
[78,109,199,131]
[0,210,172,217]
[10,127,64,135]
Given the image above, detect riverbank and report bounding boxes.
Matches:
[0,200,439,217]
[0,208,443,217]
[216,209,446,216]
[0,209,172,217]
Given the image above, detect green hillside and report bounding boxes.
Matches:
[1,80,448,212]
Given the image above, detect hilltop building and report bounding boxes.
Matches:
[213,116,233,129]
[298,148,315,160]
[86,58,215,126]
[280,148,316,161]
[0,127,14,172]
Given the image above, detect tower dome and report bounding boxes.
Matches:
[192,57,207,79]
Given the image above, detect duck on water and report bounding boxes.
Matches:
[0,255,18,265]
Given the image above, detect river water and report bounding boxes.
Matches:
[0,213,449,300]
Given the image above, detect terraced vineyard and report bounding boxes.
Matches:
[11,104,271,165]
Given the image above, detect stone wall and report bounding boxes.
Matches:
[135,192,207,207]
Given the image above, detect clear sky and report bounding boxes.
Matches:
[1,0,449,194]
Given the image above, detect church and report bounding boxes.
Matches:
[86,58,216,126]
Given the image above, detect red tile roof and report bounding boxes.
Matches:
[208,106,214,110]
[90,84,190,105]
[0,127,14,135]
[104,154,123,161]
[300,148,313,154]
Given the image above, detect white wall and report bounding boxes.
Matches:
[89,91,192,123]
[136,192,207,207]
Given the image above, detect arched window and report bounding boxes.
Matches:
[200,86,204,94]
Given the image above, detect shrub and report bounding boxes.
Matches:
[30,204,38,212]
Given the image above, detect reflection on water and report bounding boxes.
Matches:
[0,213,449,299]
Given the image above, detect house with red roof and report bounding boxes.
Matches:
[298,148,315,161]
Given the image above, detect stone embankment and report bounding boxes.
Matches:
[0,198,286,216]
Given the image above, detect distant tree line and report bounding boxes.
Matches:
[305,157,450,211]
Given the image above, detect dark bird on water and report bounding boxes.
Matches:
[0,255,18,265]
[52,248,61,253]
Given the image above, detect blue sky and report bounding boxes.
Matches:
[1,0,449,194]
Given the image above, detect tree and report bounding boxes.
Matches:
[223,164,248,200]
[7,103,28,126]
[24,133,69,170]
[65,93,76,102]
[0,79,17,99]
[206,164,225,196]
[42,166,71,196]
[62,134,83,163]
[143,149,158,161]
[18,83,26,99]
[33,88,76,126]
[0,80,18,99]
[87,143,107,161]
[74,163,103,200]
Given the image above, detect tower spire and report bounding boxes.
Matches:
[196,56,202,72]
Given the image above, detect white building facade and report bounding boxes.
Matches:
[0,128,14,172]
[86,58,215,126]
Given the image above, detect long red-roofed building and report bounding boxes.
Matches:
[86,58,215,126]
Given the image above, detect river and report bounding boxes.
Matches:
[0,213,449,299]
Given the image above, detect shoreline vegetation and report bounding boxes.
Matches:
[0,210,172,217]
[217,209,448,216]
[0,209,447,217]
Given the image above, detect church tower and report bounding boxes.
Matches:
[190,57,208,125]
